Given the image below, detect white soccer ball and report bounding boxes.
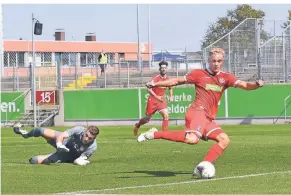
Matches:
[193,161,216,179]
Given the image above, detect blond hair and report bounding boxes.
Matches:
[209,48,225,56]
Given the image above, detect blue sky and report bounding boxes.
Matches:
[3,4,291,51]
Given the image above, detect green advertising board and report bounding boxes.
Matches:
[64,87,227,120]
[228,85,291,117]
[2,85,289,122]
[1,92,25,122]
[64,89,139,120]
[64,85,291,120]
[140,87,226,119]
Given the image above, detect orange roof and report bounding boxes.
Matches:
[4,40,152,53]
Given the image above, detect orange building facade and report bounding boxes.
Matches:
[3,40,151,68]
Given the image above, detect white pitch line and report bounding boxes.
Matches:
[54,170,291,195]
[76,194,290,195]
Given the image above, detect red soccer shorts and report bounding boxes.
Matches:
[184,106,224,141]
[146,98,168,116]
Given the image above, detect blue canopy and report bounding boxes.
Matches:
[153,52,185,61]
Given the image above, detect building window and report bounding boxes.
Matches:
[80,53,87,65]
[3,52,24,67]
[9,52,17,67]
[87,52,96,65]
[4,52,8,67]
[118,53,125,61]
[41,52,52,66]
[55,52,76,66]
[69,53,77,66]
[80,52,97,66]
[17,52,25,67]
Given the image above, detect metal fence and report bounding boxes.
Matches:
[283,25,291,82]
[203,18,291,83]
[3,19,291,91]
[1,50,204,91]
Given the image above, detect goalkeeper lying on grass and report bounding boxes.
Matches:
[13,123,99,165]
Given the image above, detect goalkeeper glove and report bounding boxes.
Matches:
[56,142,70,152]
[74,156,90,165]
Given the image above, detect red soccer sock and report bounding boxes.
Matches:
[203,144,224,163]
[154,131,186,142]
[161,119,168,132]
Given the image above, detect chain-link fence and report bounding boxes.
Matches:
[259,35,284,82]
[204,18,257,76]
[1,66,30,91]
[258,21,291,83]
[1,50,204,91]
[283,25,291,82]
[204,18,291,83]
[35,66,58,90]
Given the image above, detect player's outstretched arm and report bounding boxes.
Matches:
[57,126,84,143]
[55,132,69,144]
[147,88,160,99]
[147,77,186,88]
[235,80,264,91]
[74,143,97,165]
[55,132,70,152]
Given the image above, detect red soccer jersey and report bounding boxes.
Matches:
[150,75,169,97]
[185,69,239,119]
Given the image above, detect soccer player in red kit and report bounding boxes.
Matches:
[138,48,263,167]
[133,61,173,136]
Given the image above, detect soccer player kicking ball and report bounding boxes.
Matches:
[138,48,263,170]
[133,61,174,136]
[13,123,99,165]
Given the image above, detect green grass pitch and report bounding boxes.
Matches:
[2,124,291,194]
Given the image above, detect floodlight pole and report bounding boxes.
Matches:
[31,13,37,127]
[148,4,151,68]
[0,4,3,77]
[137,4,141,71]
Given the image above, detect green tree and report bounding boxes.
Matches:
[201,4,266,49]
[281,10,291,31]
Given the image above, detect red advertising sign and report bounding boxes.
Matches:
[36,90,56,105]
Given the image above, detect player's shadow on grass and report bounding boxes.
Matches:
[4,162,64,166]
[4,162,29,165]
[117,170,191,178]
[239,115,255,125]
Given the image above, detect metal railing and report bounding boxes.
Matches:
[2,54,204,90]
[284,94,291,123]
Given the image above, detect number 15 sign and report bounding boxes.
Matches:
[36,90,57,105]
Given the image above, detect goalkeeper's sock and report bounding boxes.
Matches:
[154,131,186,142]
[161,119,168,132]
[203,144,224,163]
[26,128,45,138]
